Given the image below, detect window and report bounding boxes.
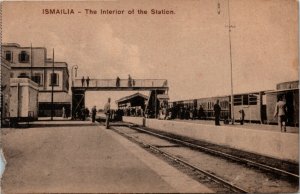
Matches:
[234,94,258,106]
[18,51,29,63]
[32,73,43,86]
[4,51,12,62]
[50,73,59,86]
[18,73,29,78]
[234,95,242,105]
[249,93,258,105]
[242,95,249,105]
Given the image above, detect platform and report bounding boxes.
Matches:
[123,117,299,163]
[1,120,212,193]
[171,119,299,133]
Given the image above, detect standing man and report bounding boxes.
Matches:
[104,98,111,129]
[214,100,221,126]
[62,106,66,118]
[239,109,245,125]
[274,95,287,132]
[198,105,204,120]
[86,76,90,87]
[128,74,132,87]
[81,107,86,121]
[116,76,120,87]
[91,106,97,123]
[81,76,85,87]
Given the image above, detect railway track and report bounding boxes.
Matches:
[103,122,298,193]
[128,124,299,181]
[110,125,247,193]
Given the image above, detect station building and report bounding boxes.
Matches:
[116,93,148,117]
[2,43,71,117]
[1,58,11,125]
[116,92,148,109]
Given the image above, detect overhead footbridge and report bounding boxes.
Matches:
[71,78,169,119]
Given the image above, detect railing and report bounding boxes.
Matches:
[73,79,168,88]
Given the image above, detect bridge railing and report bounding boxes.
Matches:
[73,79,168,88]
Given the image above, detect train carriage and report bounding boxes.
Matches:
[265,81,299,126]
[168,80,298,126]
[232,92,265,123]
[196,96,230,120]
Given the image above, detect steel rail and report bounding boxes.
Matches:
[128,125,299,181]
[111,126,249,193]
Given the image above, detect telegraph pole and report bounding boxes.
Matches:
[51,49,54,121]
[30,43,33,80]
[226,0,235,124]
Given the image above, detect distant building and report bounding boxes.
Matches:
[1,58,11,125]
[2,43,71,117]
[116,92,148,109]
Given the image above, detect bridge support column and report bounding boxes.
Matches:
[147,89,167,118]
[71,89,86,120]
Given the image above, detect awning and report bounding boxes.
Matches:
[157,94,169,100]
[265,88,299,94]
[115,92,148,104]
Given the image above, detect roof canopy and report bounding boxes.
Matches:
[116,93,148,107]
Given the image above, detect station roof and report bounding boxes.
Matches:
[265,88,299,94]
[116,92,148,104]
[157,94,169,100]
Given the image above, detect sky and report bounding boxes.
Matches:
[2,0,298,109]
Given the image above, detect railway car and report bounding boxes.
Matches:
[170,92,270,123]
[232,91,265,123]
[265,81,299,126]
[168,80,299,126]
[196,96,230,120]
[9,78,39,126]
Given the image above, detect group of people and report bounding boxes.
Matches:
[164,100,242,126]
[80,75,137,88]
[74,95,288,132]
[115,75,136,87]
[81,76,90,87]
[87,98,112,129]
[166,105,207,120]
[122,107,144,117]
[74,107,90,121]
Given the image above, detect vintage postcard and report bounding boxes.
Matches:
[0,0,299,193]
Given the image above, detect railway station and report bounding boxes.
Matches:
[1,0,299,193]
[1,44,299,193]
[1,59,299,192]
[0,39,299,194]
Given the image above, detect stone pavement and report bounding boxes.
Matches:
[167,119,299,133]
[1,120,212,193]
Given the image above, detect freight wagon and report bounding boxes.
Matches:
[9,78,39,126]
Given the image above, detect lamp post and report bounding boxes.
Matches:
[70,65,78,120]
[71,65,78,87]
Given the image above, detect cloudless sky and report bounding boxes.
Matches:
[3,0,298,109]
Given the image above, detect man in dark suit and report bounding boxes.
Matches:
[214,100,221,126]
[104,98,111,129]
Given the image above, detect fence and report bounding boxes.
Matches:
[73,79,168,88]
